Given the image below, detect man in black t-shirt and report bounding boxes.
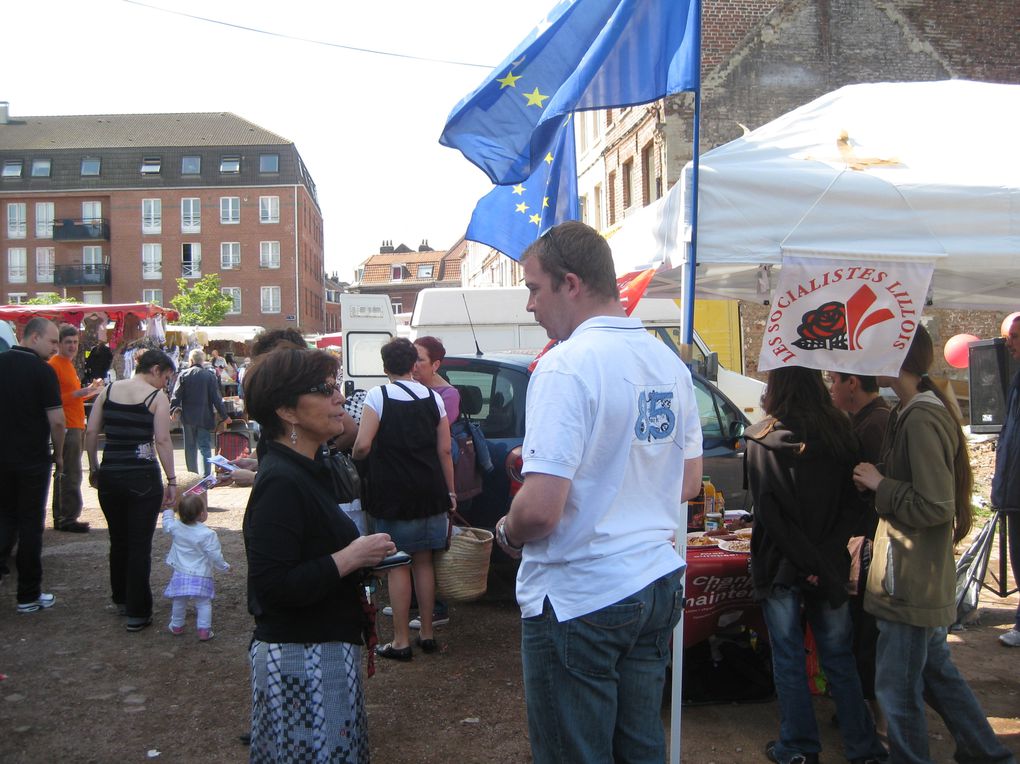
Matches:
[0,317,66,612]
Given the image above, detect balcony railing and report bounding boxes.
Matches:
[53,218,110,241]
[54,263,111,287]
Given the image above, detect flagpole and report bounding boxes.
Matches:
[673,5,702,762]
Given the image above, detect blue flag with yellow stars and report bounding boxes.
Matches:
[465,117,578,261]
[440,0,700,185]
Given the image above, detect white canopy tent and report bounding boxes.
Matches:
[610,80,1020,314]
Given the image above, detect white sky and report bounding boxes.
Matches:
[3,0,556,280]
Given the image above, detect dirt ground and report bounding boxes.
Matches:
[1,438,1018,763]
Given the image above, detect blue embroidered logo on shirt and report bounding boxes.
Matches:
[634,389,676,442]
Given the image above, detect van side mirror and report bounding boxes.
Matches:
[704,351,720,382]
[729,420,745,440]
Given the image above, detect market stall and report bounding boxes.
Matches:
[0,302,177,348]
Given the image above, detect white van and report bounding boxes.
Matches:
[410,287,764,421]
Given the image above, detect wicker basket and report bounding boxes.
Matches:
[435,527,494,602]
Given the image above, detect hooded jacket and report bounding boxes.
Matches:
[745,416,862,608]
[864,392,961,627]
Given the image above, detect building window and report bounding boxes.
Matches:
[260,286,281,314]
[7,203,26,239]
[607,171,617,225]
[35,202,54,238]
[222,287,242,314]
[259,196,280,224]
[81,157,101,176]
[641,142,656,205]
[2,160,23,178]
[220,156,240,174]
[36,247,55,283]
[259,154,279,173]
[181,198,201,233]
[82,201,102,223]
[391,265,404,282]
[417,264,435,279]
[220,242,240,270]
[82,290,103,305]
[181,156,201,175]
[140,157,161,175]
[7,292,27,304]
[83,246,103,277]
[220,197,240,224]
[8,248,27,283]
[142,199,162,234]
[182,243,202,278]
[594,183,603,230]
[579,194,589,226]
[31,159,51,178]
[391,301,403,314]
[142,288,163,305]
[142,243,162,279]
[622,159,633,209]
[259,241,280,269]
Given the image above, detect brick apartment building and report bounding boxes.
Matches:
[0,105,326,330]
[352,239,462,316]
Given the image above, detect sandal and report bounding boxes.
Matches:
[415,636,439,654]
[375,643,413,661]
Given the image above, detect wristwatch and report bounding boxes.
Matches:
[496,516,523,552]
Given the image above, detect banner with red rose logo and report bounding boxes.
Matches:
[758,255,934,375]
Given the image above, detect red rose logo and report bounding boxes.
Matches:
[793,301,849,351]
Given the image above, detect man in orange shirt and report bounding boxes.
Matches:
[49,325,103,533]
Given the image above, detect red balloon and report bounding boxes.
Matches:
[944,333,979,369]
[1001,312,1020,338]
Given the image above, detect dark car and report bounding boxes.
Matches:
[439,352,750,534]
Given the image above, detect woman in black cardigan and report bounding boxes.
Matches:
[242,347,394,763]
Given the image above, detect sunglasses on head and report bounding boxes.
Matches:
[307,381,340,396]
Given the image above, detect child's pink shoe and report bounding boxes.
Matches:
[169,624,185,635]
[197,628,214,642]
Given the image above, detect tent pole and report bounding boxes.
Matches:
[681,91,701,348]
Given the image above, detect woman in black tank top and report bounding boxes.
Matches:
[85,349,177,632]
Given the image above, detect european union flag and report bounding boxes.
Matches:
[440,0,700,185]
[465,117,578,261]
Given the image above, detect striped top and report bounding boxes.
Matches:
[101,383,161,472]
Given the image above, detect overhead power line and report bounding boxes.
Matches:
[122,0,495,69]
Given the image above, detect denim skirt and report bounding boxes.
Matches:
[374,512,449,553]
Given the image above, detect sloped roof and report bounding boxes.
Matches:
[357,249,452,285]
[0,112,292,151]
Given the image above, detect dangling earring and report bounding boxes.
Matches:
[290,423,298,445]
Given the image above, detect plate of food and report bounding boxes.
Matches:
[717,537,752,554]
[686,531,719,548]
[733,527,754,539]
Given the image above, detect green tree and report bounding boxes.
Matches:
[170,274,233,325]
[26,293,80,305]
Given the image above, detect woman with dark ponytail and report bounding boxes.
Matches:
[853,324,1014,764]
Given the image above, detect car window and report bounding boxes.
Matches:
[693,377,741,440]
[442,362,528,439]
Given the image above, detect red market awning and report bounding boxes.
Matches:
[0,302,178,326]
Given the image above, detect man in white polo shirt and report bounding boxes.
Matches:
[495,221,703,764]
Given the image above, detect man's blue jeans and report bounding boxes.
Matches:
[521,570,683,764]
[761,585,886,763]
[875,618,1016,764]
[182,424,213,475]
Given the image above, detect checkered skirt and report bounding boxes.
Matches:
[249,640,368,763]
[163,571,215,600]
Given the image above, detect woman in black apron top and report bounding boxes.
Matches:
[353,338,456,661]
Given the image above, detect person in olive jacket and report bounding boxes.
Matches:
[853,325,1015,764]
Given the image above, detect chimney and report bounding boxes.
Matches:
[380,239,394,254]
[0,102,9,125]
[418,239,433,252]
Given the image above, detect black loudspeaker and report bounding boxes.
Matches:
[969,338,1020,434]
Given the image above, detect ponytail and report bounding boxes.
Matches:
[906,327,973,544]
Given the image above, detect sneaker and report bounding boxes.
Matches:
[56,520,90,533]
[765,740,819,764]
[16,593,56,613]
[126,617,153,632]
[381,605,418,619]
[999,628,1020,647]
[198,628,214,641]
[409,609,450,630]
[169,624,185,635]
